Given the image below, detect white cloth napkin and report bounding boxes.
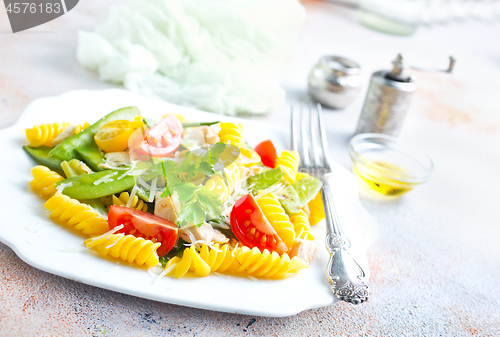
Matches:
[77,0,305,116]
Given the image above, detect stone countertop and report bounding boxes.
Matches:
[1,1,500,336]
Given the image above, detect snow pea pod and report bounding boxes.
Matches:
[23,145,63,173]
[56,169,136,200]
[247,168,283,194]
[75,146,105,172]
[60,159,107,217]
[55,161,164,200]
[275,175,322,214]
[293,175,322,206]
[49,106,141,161]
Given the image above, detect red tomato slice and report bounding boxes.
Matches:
[254,140,277,168]
[230,194,288,255]
[133,114,183,157]
[108,205,178,257]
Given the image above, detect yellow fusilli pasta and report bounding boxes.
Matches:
[112,192,148,212]
[44,193,109,235]
[73,122,91,135]
[238,147,261,167]
[162,244,308,279]
[84,233,160,268]
[205,160,246,202]
[276,150,300,184]
[30,165,64,197]
[26,122,71,147]
[219,122,245,147]
[290,210,314,241]
[308,192,325,226]
[256,193,296,249]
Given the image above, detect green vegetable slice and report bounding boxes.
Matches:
[75,147,105,172]
[276,183,302,214]
[23,146,63,173]
[56,169,135,199]
[247,168,283,194]
[49,106,141,161]
[293,175,323,206]
[276,175,323,214]
[60,159,108,217]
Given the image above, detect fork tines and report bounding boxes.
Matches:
[291,103,331,177]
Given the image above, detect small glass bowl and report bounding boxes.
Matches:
[349,133,433,196]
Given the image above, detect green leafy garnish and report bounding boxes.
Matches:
[159,143,238,228]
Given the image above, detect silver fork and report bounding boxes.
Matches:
[291,103,370,304]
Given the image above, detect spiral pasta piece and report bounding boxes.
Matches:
[205,160,246,202]
[30,166,64,197]
[162,244,308,279]
[84,233,160,267]
[256,193,295,249]
[74,122,91,135]
[112,192,148,212]
[308,192,325,226]
[26,123,71,147]
[276,150,300,184]
[218,123,245,147]
[290,210,314,241]
[44,193,109,235]
[238,147,261,167]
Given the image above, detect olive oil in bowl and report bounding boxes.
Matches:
[349,134,433,197]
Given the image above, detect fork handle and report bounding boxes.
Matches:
[321,174,370,304]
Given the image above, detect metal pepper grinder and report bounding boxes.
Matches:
[355,54,455,136]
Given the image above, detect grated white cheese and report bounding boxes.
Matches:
[138,176,151,190]
[148,177,157,203]
[25,227,38,234]
[26,205,38,210]
[107,266,120,273]
[105,233,124,249]
[255,183,283,200]
[154,263,177,284]
[86,224,124,243]
[183,240,222,252]
[232,242,239,257]
[297,227,305,241]
[126,185,138,208]
[247,275,258,281]
[94,171,118,185]
[213,272,231,278]
[56,182,73,194]
[117,163,137,180]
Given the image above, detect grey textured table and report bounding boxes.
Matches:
[1,1,500,336]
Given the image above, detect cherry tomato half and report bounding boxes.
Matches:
[254,140,277,168]
[108,205,178,257]
[94,120,135,153]
[230,194,288,255]
[133,114,183,158]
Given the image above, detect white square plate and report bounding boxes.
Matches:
[0,89,378,317]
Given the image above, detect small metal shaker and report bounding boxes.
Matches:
[308,56,362,109]
[355,54,455,136]
[355,54,416,136]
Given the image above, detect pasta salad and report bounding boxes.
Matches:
[24,106,325,280]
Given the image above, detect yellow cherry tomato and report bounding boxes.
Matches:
[94,120,135,153]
